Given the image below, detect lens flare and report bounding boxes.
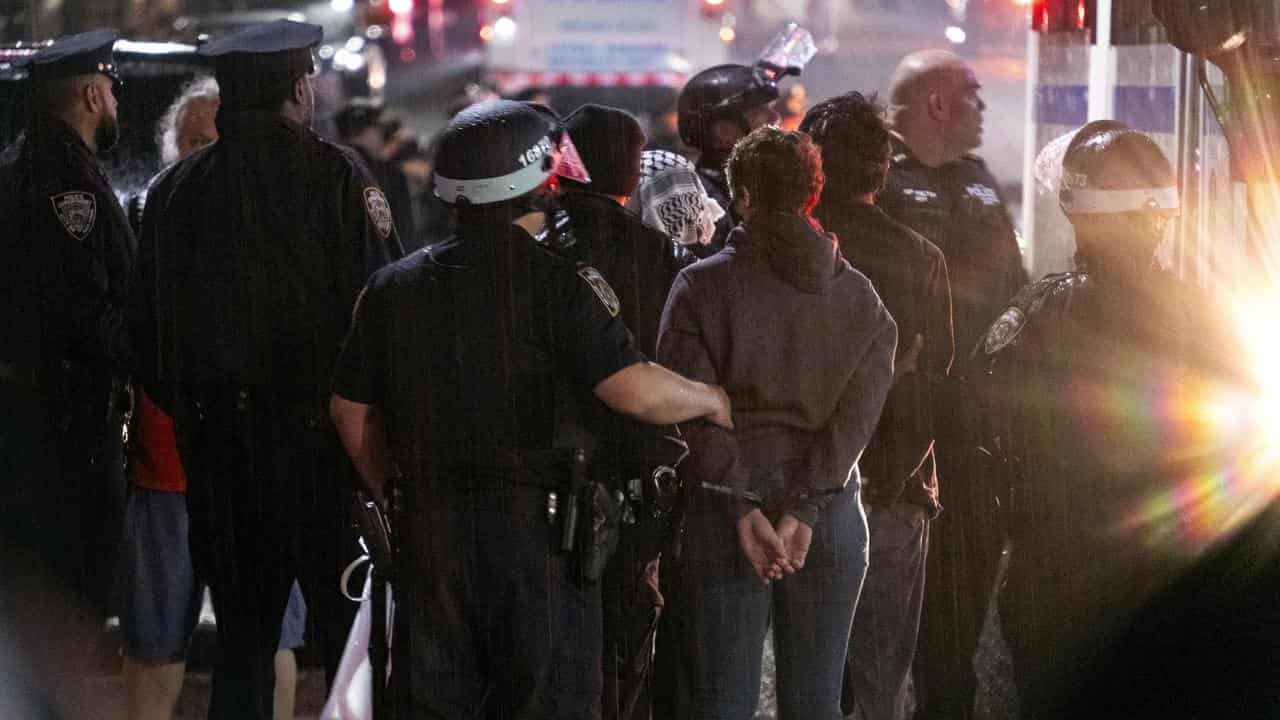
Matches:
[1120,288,1280,556]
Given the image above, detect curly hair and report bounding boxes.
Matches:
[726,125,823,215]
[799,91,891,198]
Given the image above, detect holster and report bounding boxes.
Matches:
[571,480,623,586]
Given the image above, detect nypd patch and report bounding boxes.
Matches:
[965,184,1001,206]
[578,265,620,318]
[363,187,394,239]
[51,191,96,240]
[983,306,1027,356]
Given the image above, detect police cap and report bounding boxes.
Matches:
[198,20,321,112]
[197,19,321,78]
[197,19,323,58]
[24,28,120,83]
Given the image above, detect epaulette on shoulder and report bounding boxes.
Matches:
[981,272,1085,356]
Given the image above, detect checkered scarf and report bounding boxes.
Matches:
[628,150,724,246]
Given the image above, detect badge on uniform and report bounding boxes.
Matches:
[577,266,620,318]
[903,188,938,203]
[363,187,394,239]
[965,184,1001,206]
[50,191,97,240]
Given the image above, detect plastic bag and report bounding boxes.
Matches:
[321,562,394,720]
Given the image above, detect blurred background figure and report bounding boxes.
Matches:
[334,98,419,250]
[776,82,810,132]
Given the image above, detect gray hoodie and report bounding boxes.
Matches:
[657,212,897,526]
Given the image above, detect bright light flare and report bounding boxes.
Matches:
[389,0,413,14]
[494,16,517,41]
[719,26,736,43]
[1126,287,1280,554]
[330,0,354,12]
[945,25,967,44]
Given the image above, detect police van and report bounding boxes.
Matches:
[1021,0,1268,290]
[477,0,732,117]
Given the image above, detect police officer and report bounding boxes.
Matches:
[0,28,134,698]
[131,19,403,719]
[802,91,955,720]
[676,64,781,254]
[974,120,1219,719]
[879,49,1027,720]
[552,103,687,720]
[328,99,733,719]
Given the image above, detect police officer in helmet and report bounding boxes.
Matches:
[677,64,780,254]
[0,28,134,703]
[330,99,733,718]
[976,120,1231,718]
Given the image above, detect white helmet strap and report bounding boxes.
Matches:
[1060,186,1179,215]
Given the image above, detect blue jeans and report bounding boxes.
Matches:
[672,487,869,720]
[844,501,930,720]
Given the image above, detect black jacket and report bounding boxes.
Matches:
[0,119,136,377]
[550,191,686,470]
[879,136,1026,373]
[817,201,953,512]
[658,212,897,527]
[974,266,1238,714]
[133,110,403,408]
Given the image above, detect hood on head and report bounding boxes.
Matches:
[745,211,841,293]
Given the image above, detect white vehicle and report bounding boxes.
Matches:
[478,0,733,95]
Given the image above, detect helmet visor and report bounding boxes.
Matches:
[553,132,592,185]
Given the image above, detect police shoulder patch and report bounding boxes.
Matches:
[577,265,620,318]
[363,187,394,239]
[50,191,97,240]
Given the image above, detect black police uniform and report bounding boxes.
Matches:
[973,267,1231,718]
[878,135,1027,720]
[332,218,645,718]
[549,189,686,720]
[131,20,403,719]
[0,29,134,676]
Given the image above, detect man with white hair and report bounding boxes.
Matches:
[878,49,1027,720]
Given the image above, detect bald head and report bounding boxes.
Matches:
[888,50,985,166]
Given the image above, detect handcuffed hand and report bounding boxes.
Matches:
[775,513,813,571]
[736,508,794,583]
